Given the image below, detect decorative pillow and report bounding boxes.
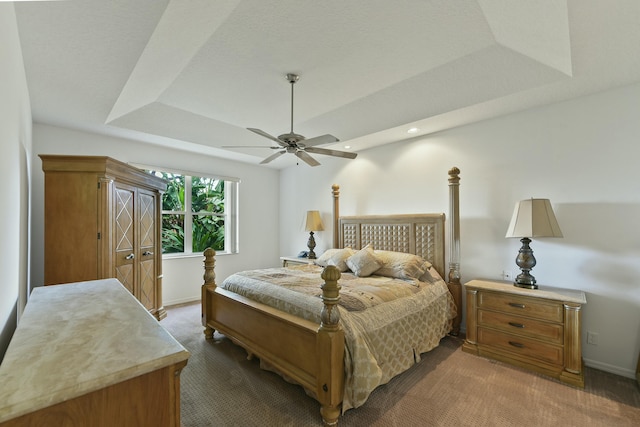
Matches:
[346,244,382,277]
[315,249,341,267]
[315,248,353,271]
[326,248,355,272]
[374,250,432,280]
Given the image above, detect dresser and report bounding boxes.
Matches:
[0,279,189,427]
[463,279,586,387]
[40,155,167,319]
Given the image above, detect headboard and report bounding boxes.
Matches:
[329,167,462,334]
[336,214,445,280]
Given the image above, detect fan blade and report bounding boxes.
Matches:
[223,145,281,149]
[260,151,286,164]
[247,128,287,146]
[300,134,339,147]
[295,150,321,167]
[305,146,357,159]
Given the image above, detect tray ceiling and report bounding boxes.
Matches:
[14,0,640,168]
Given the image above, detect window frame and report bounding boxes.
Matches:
[137,164,239,258]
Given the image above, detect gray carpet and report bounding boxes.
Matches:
[161,302,640,426]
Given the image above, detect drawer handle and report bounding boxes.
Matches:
[508,322,525,329]
[508,302,526,309]
[142,251,154,256]
[508,341,525,348]
[125,253,135,260]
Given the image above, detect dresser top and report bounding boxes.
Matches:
[465,279,587,304]
[0,279,190,422]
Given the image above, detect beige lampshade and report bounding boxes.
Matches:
[505,199,563,238]
[305,210,324,232]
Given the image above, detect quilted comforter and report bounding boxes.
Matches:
[220,264,456,411]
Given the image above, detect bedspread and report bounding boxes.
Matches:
[220,264,456,411]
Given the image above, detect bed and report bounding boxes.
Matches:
[201,167,462,426]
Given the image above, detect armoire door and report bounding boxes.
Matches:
[41,155,166,319]
[114,183,136,296]
[138,189,158,312]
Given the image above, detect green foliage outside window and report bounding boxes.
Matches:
[150,171,226,254]
[161,214,185,254]
[191,177,225,252]
[192,214,224,252]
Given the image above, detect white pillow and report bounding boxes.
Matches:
[315,249,341,267]
[315,248,354,272]
[374,250,431,280]
[346,244,382,277]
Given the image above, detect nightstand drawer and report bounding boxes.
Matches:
[463,279,586,387]
[478,309,564,344]
[478,327,563,366]
[478,292,563,323]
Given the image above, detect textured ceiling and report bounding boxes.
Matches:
[14,0,640,168]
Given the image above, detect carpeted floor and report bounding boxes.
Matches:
[161,302,640,426]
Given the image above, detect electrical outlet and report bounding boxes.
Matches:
[587,331,599,345]
[502,270,513,280]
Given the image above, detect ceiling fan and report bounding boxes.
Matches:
[231,73,357,166]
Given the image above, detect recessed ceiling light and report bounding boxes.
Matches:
[407,127,419,134]
[344,145,351,149]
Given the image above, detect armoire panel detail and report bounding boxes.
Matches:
[41,155,167,320]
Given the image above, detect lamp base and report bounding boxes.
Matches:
[513,237,537,289]
[514,274,538,289]
[307,231,317,259]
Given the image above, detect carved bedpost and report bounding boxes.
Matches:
[448,167,462,336]
[202,247,217,339]
[317,265,344,426]
[332,184,340,248]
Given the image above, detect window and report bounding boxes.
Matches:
[144,167,239,256]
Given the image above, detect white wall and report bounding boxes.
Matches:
[0,4,32,361]
[9,1,638,376]
[31,124,280,306]
[280,82,640,378]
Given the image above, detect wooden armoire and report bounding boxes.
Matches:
[40,155,168,320]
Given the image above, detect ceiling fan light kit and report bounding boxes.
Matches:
[240,73,357,166]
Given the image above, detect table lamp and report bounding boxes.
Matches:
[505,198,563,289]
[304,210,324,259]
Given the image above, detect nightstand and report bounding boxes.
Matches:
[463,279,587,387]
[280,256,316,267]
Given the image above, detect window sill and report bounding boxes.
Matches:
[162,251,233,261]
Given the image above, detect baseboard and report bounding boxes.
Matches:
[583,357,636,379]
[164,296,201,308]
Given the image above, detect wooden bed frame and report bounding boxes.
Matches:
[201,167,462,426]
